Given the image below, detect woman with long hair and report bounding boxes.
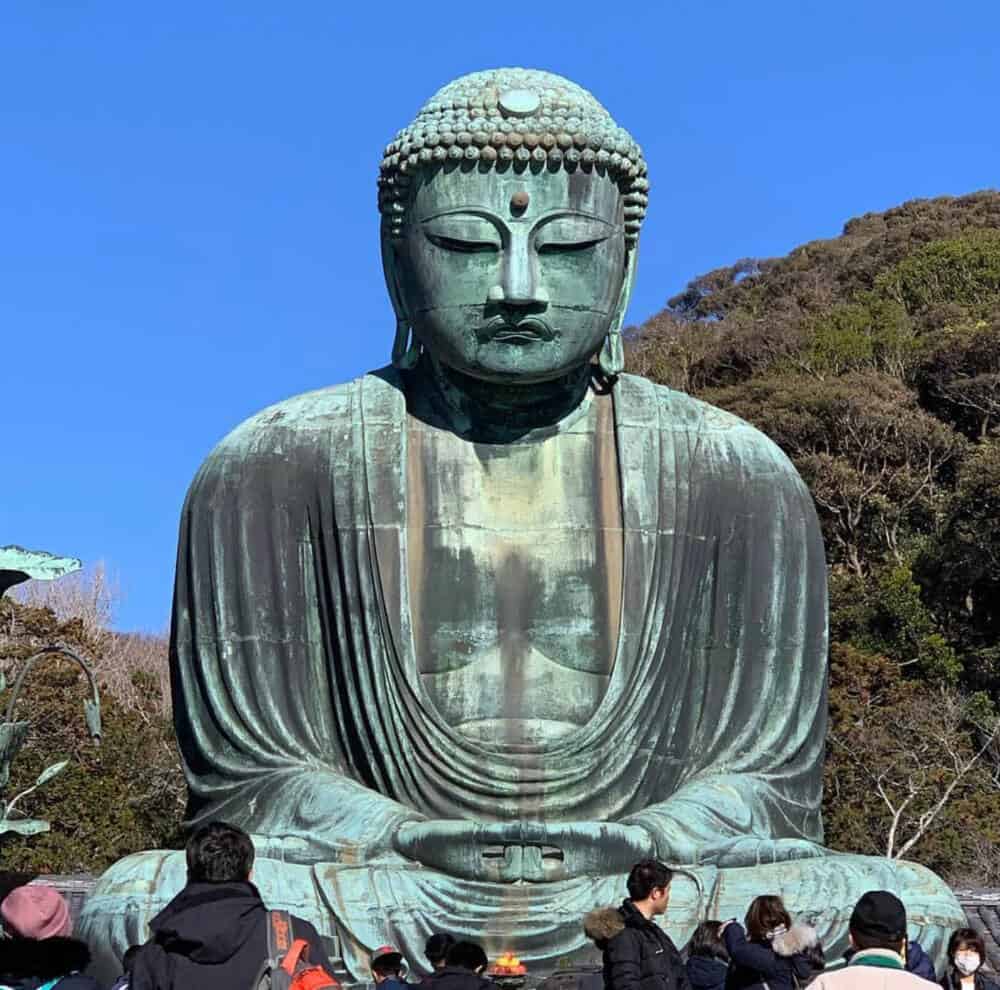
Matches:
[721,895,824,990]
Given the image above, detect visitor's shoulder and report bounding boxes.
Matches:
[619,373,801,481]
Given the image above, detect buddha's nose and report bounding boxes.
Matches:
[490,238,548,307]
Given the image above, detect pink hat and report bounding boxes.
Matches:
[0,885,72,939]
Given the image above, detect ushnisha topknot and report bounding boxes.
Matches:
[378,67,650,249]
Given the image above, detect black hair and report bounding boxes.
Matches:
[947,928,986,962]
[688,921,729,962]
[745,895,792,942]
[373,954,404,977]
[626,860,673,901]
[185,821,255,884]
[426,933,456,966]
[122,945,142,972]
[446,941,489,973]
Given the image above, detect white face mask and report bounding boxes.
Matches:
[955,952,981,976]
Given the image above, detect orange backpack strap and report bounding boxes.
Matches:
[268,910,296,963]
[280,939,311,975]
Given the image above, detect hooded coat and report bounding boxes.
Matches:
[722,922,821,990]
[127,880,333,990]
[584,901,688,990]
[0,936,101,990]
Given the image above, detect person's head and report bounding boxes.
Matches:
[426,933,456,971]
[626,860,673,917]
[848,890,908,954]
[121,945,142,974]
[379,68,648,385]
[688,921,729,963]
[372,946,406,982]
[446,940,489,974]
[0,886,72,940]
[745,895,792,942]
[185,821,255,884]
[947,928,986,977]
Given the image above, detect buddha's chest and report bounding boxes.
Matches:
[405,397,623,745]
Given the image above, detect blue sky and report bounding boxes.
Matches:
[4,1,999,631]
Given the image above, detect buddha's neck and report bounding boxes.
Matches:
[411,355,596,443]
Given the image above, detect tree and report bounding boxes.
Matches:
[825,644,1000,877]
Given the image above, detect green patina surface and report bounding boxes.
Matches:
[0,545,81,597]
[79,68,965,984]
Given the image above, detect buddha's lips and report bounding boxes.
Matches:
[483,317,554,343]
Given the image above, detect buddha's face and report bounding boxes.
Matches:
[389,164,629,384]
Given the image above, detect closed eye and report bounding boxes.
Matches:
[537,238,605,254]
[426,233,499,253]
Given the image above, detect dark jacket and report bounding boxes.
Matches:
[686,956,728,990]
[940,971,1000,990]
[722,922,819,990]
[426,966,492,990]
[584,900,688,990]
[904,942,935,983]
[0,936,101,990]
[128,880,334,990]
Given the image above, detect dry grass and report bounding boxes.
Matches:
[9,563,171,716]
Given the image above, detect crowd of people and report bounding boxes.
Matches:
[0,826,995,990]
[586,860,998,990]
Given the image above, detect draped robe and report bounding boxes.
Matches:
[79,368,965,984]
[171,368,829,863]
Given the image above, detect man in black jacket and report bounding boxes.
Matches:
[129,821,335,990]
[584,860,689,990]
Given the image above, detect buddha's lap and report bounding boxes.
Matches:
[78,847,964,985]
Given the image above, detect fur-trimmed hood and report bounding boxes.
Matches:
[583,906,625,946]
[0,935,91,982]
[770,923,819,958]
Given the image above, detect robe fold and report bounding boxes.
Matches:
[171,368,828,863]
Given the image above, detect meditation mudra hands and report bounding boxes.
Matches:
[394,820,654,882]
[393,819,826,881]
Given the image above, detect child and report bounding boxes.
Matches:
[686,921,729,990]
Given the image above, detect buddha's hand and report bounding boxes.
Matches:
[708,836,826,867]
[658,835,826,868]
[393,819,654,883]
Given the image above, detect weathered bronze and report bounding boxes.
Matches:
[79,68,964,983]
[0,545,81,598]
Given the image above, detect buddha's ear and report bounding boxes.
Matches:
[381,232,421,369]
[380,232,409,324]
[599,245,638,376]
[609,244,639,335]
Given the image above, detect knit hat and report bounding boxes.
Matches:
[849,890,907,942]
[0,885,72,939]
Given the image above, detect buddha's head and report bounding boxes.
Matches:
[378,68,648,385]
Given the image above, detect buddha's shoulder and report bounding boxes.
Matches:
[618,375,784,459]
[193,370,401,481]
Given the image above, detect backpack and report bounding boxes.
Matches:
[252,910,340,990]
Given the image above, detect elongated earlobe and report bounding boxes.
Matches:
[391,318,421,370]
[598,328,624,377]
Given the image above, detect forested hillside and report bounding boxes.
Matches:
[628,190,1000,882]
